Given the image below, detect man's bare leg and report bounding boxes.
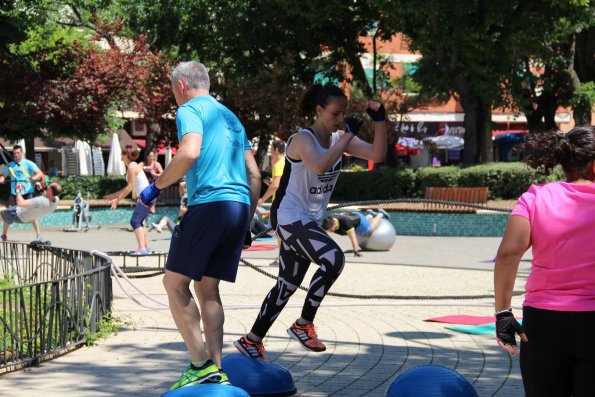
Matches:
[367,213,384,234]
[32,219,42,238]
[194,276,224,367]
[2,218,9,238]
[163,270,209,363]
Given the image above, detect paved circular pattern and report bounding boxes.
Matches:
[1,228,527,396]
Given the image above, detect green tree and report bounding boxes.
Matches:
[0,1,80,158]
[377,0,593,164]
[572,7,595,126]
[120,0,382,162]
[1,2,176,155]
[502,1,593,132]
[378,0,514,164]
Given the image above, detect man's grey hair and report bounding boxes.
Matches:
[171,61,210,90]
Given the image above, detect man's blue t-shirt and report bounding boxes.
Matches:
[176,95,251,206]
[2,159,38,195]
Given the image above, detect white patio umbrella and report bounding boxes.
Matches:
[74,140,92,175]
[16,139,26,155]
[106,132,126,176]
[164,145,173,167]
[428,135,464,150]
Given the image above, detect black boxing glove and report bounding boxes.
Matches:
[345,116,364,135]
[495,309,524,346]
[366,104,386,122]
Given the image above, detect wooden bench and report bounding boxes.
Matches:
[424,187,489,212]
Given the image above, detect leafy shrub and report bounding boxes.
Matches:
[415,166,460,194]
[52,176,127,199]
[333,162,565,202]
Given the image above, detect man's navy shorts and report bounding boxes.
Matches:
[166,201,250,282]
[1,207,21,224]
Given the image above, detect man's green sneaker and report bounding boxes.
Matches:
[218,369,231,385]
[170,360,222,390]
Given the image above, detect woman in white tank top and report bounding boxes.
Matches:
[105,145,153,254]
[235,84,388,360]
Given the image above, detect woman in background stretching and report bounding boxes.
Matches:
[105,145,154,255]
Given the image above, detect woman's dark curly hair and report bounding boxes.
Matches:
[519,126,595,182]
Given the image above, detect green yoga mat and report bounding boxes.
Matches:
[445,320,522,335]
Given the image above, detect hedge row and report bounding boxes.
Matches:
[0,162,564,201]
[0,175,127,201]
[332,162,565,201]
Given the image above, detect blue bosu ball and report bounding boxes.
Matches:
[221,354,297,397]
[161,383,250,397]
[385,365,478,397]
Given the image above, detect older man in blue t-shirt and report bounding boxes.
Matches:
[139,61,261,390]
[0,145,45,241]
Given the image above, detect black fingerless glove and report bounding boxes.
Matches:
[244,230,253,248]
[345,116,364,135]
[495,309,523,346]
[366,104,386,122]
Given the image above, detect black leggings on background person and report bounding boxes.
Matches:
[250,220,345,338]
[520,306,595,396]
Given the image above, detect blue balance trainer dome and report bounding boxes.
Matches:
[161,383,250,397]
[222,354,297,397]
[385,365,478,397]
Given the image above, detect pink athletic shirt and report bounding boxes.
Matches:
[511,182,595,311]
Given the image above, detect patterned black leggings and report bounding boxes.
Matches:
[250,219,345,338]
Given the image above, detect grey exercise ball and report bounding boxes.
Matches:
[357,219,396,251]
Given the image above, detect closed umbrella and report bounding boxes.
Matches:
[74,140,92,175]
[165,145,173,167]
[107,132,126,176]
[16,139,26,155]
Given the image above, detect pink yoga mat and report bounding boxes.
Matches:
[424,315,496,325]
[243,244,278,252]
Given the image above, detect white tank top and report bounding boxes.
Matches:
[274,128,342,226]
[132,164,150,198]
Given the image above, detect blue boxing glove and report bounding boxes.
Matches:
[366,104,386,122]
[139,182,161,205]
[345,116,364,135]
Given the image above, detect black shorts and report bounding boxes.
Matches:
[166,201,250,282]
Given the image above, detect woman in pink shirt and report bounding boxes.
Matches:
[494,126,595,396]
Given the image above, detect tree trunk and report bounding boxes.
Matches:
[573,100,592,126]
[458,83,479,164]
[347,53,373,97]
[146,122,160,158]
[478,102,493,163]
[25,136,35,163]
[566,34,592,127]
[255,133,272,171]
[458,87,493,164]
[537,88,559,132]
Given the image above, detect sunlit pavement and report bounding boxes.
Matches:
[2,226,529,396]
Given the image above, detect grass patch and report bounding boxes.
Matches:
[86,314,134,346]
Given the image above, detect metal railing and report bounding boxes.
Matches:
[0,242,112,373]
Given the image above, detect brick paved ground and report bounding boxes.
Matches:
[1,226,530,396]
